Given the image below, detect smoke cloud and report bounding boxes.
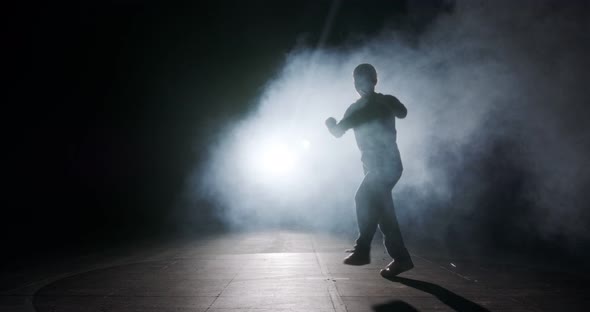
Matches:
[182,0,590,252]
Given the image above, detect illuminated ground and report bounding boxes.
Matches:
[1,231,588,311]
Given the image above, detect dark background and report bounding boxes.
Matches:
[8,0,590,263]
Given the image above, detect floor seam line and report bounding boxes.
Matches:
[204,265,240,311]
[311,234,347,312]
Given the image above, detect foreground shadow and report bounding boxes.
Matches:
[373,300,419,312]
[383,276,490,312]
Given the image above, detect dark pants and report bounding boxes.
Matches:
[353,155,410,261]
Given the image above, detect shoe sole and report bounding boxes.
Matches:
[380,263,414,278]
[343,260,371,266]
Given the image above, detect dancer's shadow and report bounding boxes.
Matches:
[373,300,420,312]
[381,276,491,312]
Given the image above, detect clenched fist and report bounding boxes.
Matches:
[325,117,345,138]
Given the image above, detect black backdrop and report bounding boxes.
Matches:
[8,1,590,262]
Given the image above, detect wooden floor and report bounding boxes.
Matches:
[1,230,588,311]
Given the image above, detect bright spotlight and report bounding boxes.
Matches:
[301,139,311,150]
[260,143,297,176]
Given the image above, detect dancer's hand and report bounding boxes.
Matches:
[325,117,337,128]
[325,117,344,138]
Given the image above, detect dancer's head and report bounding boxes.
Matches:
[353,63,377,97]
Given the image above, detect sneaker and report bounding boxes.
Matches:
[380,258,414,278]
[343,251,370,265]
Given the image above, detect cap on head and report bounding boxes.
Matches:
[353,63,377,84]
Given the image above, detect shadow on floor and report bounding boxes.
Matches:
[373,300,420,312]
[383,276,490,312]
